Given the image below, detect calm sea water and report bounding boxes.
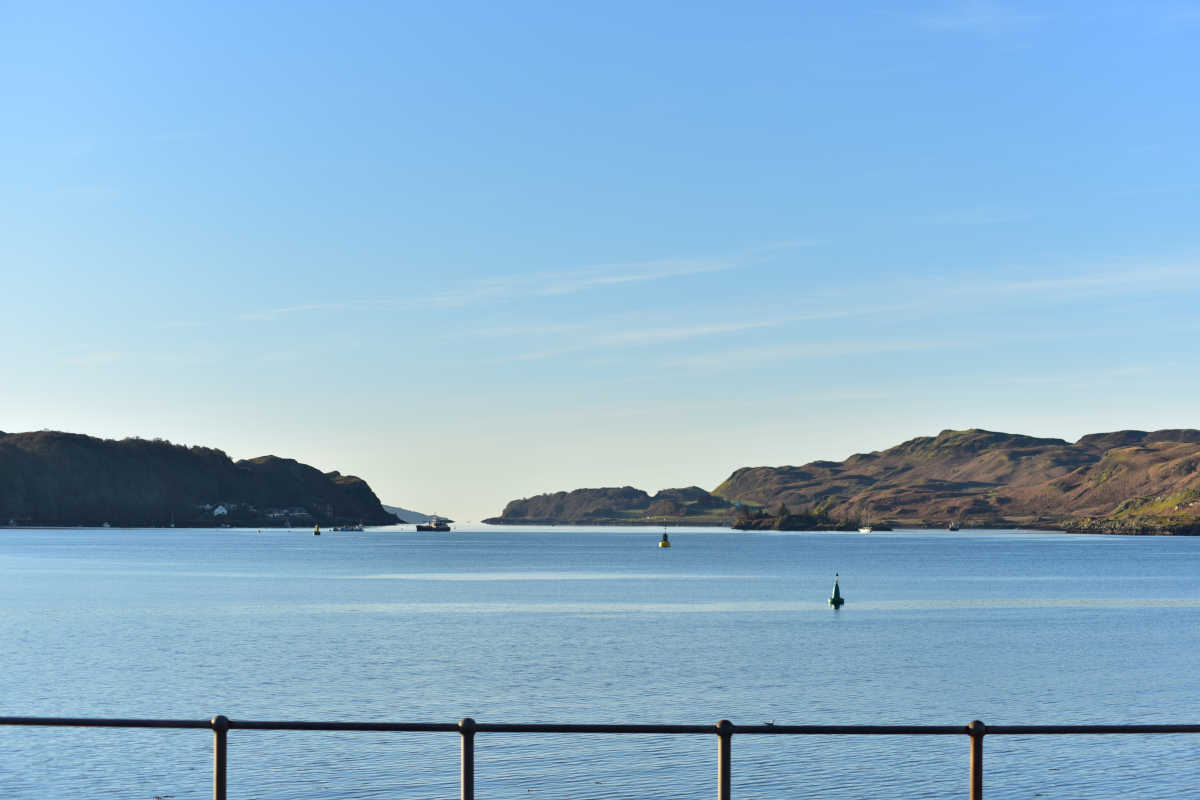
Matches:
[2,526,1199,799]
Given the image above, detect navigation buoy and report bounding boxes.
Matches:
[659,531,671,548]
[829,573,845,609]
[314,524,321,536]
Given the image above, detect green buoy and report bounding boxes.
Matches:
[829,573,845,609]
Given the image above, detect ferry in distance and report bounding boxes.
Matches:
[417,516,451,532]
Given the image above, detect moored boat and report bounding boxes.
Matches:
[417,516,451,532]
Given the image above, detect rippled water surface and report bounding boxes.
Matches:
[3,526,1199,798]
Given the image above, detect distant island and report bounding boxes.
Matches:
[0,430,399,528]
[484,428,1200,534]
[484,486,737,527]
[382,505,447,524]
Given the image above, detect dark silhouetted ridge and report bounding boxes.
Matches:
[0,430,398,527]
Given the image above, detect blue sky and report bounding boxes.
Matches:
[3,1,1199,520]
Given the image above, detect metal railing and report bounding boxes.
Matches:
[3,715,1198,800]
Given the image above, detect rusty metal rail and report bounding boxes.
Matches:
[3,715,1199,800]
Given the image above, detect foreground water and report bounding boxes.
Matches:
[2,526,1198,798]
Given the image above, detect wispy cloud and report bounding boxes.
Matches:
[501,320,782,362]
[665,338,959,370]
[236,241,819,322]
[429,258,733,309]
[239,301,361,322]
[234,259,725,320]
[428,242,820,308]
[259,350,305,363]
[1100,182,1200,199]
[64,351,123,366]
[510,265,1198,366]
[496,305,895,362]
[920,2,1044,31]
[919,208,1031,225]
[943,265,1198,299]
[536,258,730,297]
[469,321,596,339]
[52,184,118,200]
[995,365,1155,386]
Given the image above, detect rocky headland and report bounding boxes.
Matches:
[0,430,399,528]
[486,428,1200,534]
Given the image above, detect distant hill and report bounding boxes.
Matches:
[483,486,737,526]
[715,428,1200,533]
[487,429,1200,533]
[382,504,440,524]
[0,430,399,528]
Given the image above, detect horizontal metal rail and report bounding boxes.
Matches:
[3,715,1199,800]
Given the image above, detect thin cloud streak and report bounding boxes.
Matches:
[239,301,360,321]
[665,338,959,370]
[919,2,1044,31]
[498,306,897,362]
[425,258,734,308]
[501,320,780,362]
[64,351,123,366]
[919,208,1031,225]
[535,258,733,297]
[428,241,820,308]
[235,241,822,321]
[989,365,1155,386]
[943,265,1198,299]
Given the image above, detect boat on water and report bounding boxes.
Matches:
[313,524,321,536]
[331,523,364,532]
[947,520,960,531]
[416,516,451,532]
[858,525,872,534]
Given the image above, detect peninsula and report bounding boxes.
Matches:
[0,430,399,528]
[485,428,1200,534]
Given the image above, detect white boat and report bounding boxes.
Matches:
[858,525,872,534]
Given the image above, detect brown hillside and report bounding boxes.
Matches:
[712,428,1200,531]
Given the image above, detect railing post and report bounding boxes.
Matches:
[716,719,733,800]
[459,717,476,800]
[211,715,229,800]
[968,720,985,800]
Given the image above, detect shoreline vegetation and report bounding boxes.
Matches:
[485,428,1200,535]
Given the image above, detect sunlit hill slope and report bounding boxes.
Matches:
[489,429,1200,533]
